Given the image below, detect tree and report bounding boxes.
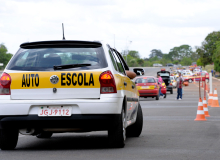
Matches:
[168,45,193,60]
[149,49,163,59]
[0,44,13,69]
[197,31,220,67]
[136,58,144,66]
[196,58,203,66]
[128,50,140,59]
[213,41,220,72]
[180,57,192,66]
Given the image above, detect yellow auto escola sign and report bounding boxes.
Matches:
[10,71,102,89]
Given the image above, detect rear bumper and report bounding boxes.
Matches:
[0,114,120,130]
[161,88,166,94]
[138,89,158,97]
[0,97,124,115]
[166,86,173,91]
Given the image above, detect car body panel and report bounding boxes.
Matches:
[0,40,139,131]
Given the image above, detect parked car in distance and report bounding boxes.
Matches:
[153,63,163,67]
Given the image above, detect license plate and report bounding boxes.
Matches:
[141,86,149,89]
[38,106,72,117]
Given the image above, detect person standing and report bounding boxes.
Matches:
[176,72,184,100]
[157,74,164,99]
[211,69,213,76]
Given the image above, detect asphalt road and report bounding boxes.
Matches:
[1,67,220,160]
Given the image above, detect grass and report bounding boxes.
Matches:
[202,65,214,73]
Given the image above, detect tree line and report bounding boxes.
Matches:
[0,44,13,70]
[196,31,220,72]
[122,44,199,67]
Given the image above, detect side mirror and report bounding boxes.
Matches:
[135,81,137,84]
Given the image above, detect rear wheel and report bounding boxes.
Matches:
[108,108,126,148]
[36,132,53,138]
[189,79,193,83]
[156,94,159,100]
[170,89,173,94]
[0,129,18,150]
[126,103,143,137]
[164,93,167,98]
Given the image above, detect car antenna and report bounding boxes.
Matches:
[62,23,65,40]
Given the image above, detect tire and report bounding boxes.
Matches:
[108,108,126,148]
[206,79,209,83]
[126,103,143,137]
[170,89,173,94]
[189,79,192,83]
[0,129,19,150]
[156,93,159,100]
[164,93,167,98]
[36,132,53,138]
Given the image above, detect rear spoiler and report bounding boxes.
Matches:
[20,40,102,49]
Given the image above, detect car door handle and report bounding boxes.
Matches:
[124,82,127,86]
[132,85,135,89]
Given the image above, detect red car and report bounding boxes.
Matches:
[186,72,209,83]
[134,76,159,100]
[156,78,167,98]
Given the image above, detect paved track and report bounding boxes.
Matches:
[1,67,220,160]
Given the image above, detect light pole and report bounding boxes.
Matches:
[126,41,132,63]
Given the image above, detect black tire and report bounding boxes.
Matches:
[156,93,159,100]
[126,103,143,137]
[189,79,193,83]
[108,108,126,148]
[0,129,18,150]
[170,89,173,94]
[36,132,53,138]
[164,93,167,98]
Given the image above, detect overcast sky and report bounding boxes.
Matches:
[1,0,220,58]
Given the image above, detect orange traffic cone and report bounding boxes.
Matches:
[208,92,213,107]
[203,97,210,117]
[211,88,220,107]
[194,78,196,84]
[195,98,207,121]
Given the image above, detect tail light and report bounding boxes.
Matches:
[0,73,11,95]
[169,83,173,86]
[99,71,117,94]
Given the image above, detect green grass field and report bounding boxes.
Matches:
[202,65,214,73]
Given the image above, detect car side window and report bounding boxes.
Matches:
[111,50,125,75]
[108,50,118,71]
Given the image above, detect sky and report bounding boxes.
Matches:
[1,0,220,58]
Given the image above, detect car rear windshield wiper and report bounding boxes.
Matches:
[53,64,91,70]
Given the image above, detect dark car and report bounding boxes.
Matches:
[157,69,173,94]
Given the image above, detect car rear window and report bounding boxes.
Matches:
[158,73,170,76]
[136,78,155,83]
[7,47,107,71]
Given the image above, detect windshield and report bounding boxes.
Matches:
[7,47,107,71]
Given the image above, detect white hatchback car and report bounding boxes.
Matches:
[0,40,143,150]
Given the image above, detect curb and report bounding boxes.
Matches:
[212,77,220,82]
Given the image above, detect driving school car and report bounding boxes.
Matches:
[0,40,143,150]
[134,76,159,100]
